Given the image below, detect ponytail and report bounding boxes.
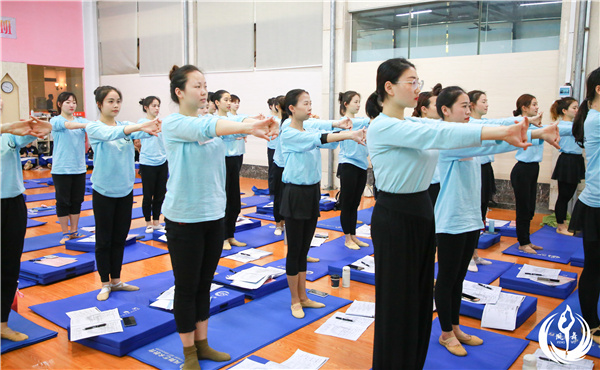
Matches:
[338,91,360,116]
[573,66,600,148]
[550,97,576,121]
[365,92,382,119]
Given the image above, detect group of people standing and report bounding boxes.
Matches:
[1,60,598,370]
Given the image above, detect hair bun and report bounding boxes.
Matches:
[169,65,179,81]
[338,92,344,103]
[431,83,443,95]
[139,98,145,106]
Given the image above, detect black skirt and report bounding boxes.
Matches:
[552,153,585,183]
[280,182,321,220]
[568,199,600,241]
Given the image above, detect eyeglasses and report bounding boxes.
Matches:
[394,79,424,91]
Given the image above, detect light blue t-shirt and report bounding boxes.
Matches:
[281,125,338,185]
[137,118,167,166]
[273,118,335,168]
[221,114,247,157]
[161,113,226,223]
[579,109,600,208]
[87,121,151,198]
[468,117,495,165]
[435,130,540,234]
[267,117,281,150]
[50,115,88,175]
[338,117,370,170]
[515,124,544,163]
[1,134,37,199]
[557,120,583,155]
[367,114,483,194]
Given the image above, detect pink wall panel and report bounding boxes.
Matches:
[1,0,84,68]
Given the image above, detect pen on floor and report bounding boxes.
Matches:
[84,323,107,330]
[477,283,492,290]
[335,316,354,322]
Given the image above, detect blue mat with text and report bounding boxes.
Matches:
[502,226,583,264]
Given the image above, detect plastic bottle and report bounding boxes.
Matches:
[522,354,537,370]
[342,266,351,288]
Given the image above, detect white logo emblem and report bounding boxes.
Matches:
[214,291,229,297]
[538,305,594,364]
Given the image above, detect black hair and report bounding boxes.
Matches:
[573,66,600,147]
[338,91,360,116]
[365,92,380,119]
[139,96,161,113]
[436,86,467,120]
[368,58,416,119]
[231,94,240,103]
[282,89,308,123]
[412,83,442,117]
[273,95,285,115]
[169,64,202,104]
[56,92,77,115]
[211,90,230,112]
[207,92,214,103]
[550,97,577,121]
[93,86,122,111]
[513,94,536,117]
[468,90,486,105]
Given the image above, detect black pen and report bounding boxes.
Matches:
[361,261,370,267]
[537,277,560,283]
[461,293,480,302]
[84,323,106,330]
[240,253,251,256]
[229,269,237,274]
[335,316,354,322]
[477,283,492,290]
[538,356,554,362]
[348,265,363,270]
[524,272,542,276]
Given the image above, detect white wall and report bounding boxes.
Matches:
[100,67,323,167]
[345,50,560,183]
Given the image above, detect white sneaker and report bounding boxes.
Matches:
[468,259,478,272]
[145,226,154,233]
[473,257,492,265]
[274,227,283,236]
[153,225,165,232]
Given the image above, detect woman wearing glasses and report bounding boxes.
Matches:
[367,58,537,369]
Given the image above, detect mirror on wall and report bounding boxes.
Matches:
[27,65,84,115]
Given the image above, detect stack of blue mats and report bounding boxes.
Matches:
[149,287,245,317]
[65,234,138,252]
[212,263,288,299]
[19,253,95,285]
[328,255,374,285]
[499,264,578,299]
[460,291,537,329]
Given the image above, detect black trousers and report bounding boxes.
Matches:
[52,173,86,217]
[272,164,284,223]
[480,162,496,222]
[510,161,539,246]
[339,163,367,235]
[580,238,600,329]
[428,183,440,207]
[1,195,27,322]
[285,216,318,275]
[139,162,168,222]
[555,181,578,224]
[371,191,436,370]
[224,155,243,239]
[267,148,275,196]
[435,230,480,332]
[166,218,224,333]
[92,190,133,282]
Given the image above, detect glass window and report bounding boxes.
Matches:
[350,0,562,62]
[27,65,85,115]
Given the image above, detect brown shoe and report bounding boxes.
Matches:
[291,303,305,319]
[457,334,483,346]
[300,299,325,308]
[439,336,467,356]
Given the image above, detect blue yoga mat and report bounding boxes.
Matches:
[329,255,374,285]
[460,292,537,330]
[499,264,578,299]
[251,186,269,195]
[305,236,374,282]
[213,263,288,299]
[570,245,584,267]
[23,230,92,253]
[244,212,275,222]
[502,225,583,264]
[240,195,272,209]
[65,234,137,252]
[424,318,529,369]
[478,232,501,249]
[128,289,352,370]
[28,200,94,218]
[435,259,514,285]
[315,207,373,232]
[18,277,38,289]
[20,252,95,285]
[526,290,600,359]
[0,311,58,354]
[26,219,46,228]
[24,180,48,189]
[60,207,145,227]
[489,223,517,238]
[221,224,284,258]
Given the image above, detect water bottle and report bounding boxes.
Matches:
[489,220,495,233]
[342,266,351,288]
